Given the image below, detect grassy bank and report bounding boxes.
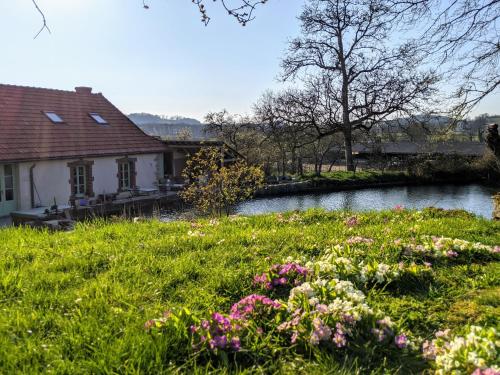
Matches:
[302,170,412,184]
[0,209,498,373]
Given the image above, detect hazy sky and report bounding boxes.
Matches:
[0,0,498,120]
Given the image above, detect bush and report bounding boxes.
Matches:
[180,147,264,216]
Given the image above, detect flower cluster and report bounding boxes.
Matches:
[190,312,242,351]
[229,294,283,321]
[301,247,402,285]
[188,295,283,353]
[253,263,309,290]
[276,212,303,224]
[278,278,375,347]
[402,236,500,260]
[358,262,401,284]
[346,236,374,245]
[145,233,499,362]
[422,326,500,375]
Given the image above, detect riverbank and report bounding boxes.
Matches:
[256,171,497,197]
[0,209,498,373]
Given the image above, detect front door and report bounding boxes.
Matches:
[0,164,17,217]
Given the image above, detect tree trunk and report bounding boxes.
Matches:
[343,128,355,172]
[337,31,354,172]
[291,148,297,175]
[282,151,286,178]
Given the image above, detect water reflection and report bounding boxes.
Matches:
[236,184,498,218]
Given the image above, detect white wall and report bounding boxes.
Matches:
[17,153,163,210]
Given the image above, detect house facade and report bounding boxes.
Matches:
[0,84,166,217]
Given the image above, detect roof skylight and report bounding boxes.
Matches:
[89,113,108,125]
[44,111,64,123]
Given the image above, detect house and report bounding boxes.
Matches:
[0,84,167,217]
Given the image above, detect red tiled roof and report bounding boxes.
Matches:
[0,84,166,162]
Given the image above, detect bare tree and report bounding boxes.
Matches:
[31,0,268,38]
[191,0,269,26]
[254,85,345,176]
[281,0,437,171]
[422,0,500,114]
[461,114,489,141]
[204,110,270,168]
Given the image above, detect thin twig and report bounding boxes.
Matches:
[32,0,51,39]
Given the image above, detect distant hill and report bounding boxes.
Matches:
[128,113,211,140]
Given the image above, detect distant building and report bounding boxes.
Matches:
[352,141,486,158]
[0,84,166,217]
[159,139,241,181]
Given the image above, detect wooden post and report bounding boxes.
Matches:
[493,193,500,220]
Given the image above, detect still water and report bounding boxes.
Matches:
[235,184,498,218]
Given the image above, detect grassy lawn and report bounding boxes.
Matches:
[0,209,498,373]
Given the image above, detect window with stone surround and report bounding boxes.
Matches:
[116,157,137,191]
[68,160,94,198]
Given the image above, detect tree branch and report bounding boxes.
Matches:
[32,0,51,39]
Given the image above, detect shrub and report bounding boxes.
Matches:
[180,147,264,216]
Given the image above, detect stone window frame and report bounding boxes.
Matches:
[116,157,137,191]
[67,160,95,200]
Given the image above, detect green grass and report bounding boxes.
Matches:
[0,209,498,374]
[300,170,411,183]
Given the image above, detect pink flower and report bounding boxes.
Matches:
[230,294,282,320]
[394,205,404,211]
[230,337,241,351]
[316,304,328,313]
[333,332,347,347]
[342,314,355,324]
[371,328,386,342]
[291,331,299,344]
[446,250,458,258]
[212,335,228,349]
[310,332,320,345]
[345,216,359,227]
[482,369,500,375]
[422,340,436,360]
[471,369,500,375]
[424,261,432,267]
[253,273,267,284]
[435,329,450,338]
[395,334,408,349]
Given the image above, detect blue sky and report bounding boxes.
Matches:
[0,0,497,120]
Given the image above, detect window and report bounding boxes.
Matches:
[3,164,14,201]
[73,165,86,196]
[89,113,108,125]
[68,160,94,199]
[44,111,64,123]
[116,157,136,191]
[120,162,131,190]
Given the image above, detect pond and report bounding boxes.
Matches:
[235,183,498,218]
